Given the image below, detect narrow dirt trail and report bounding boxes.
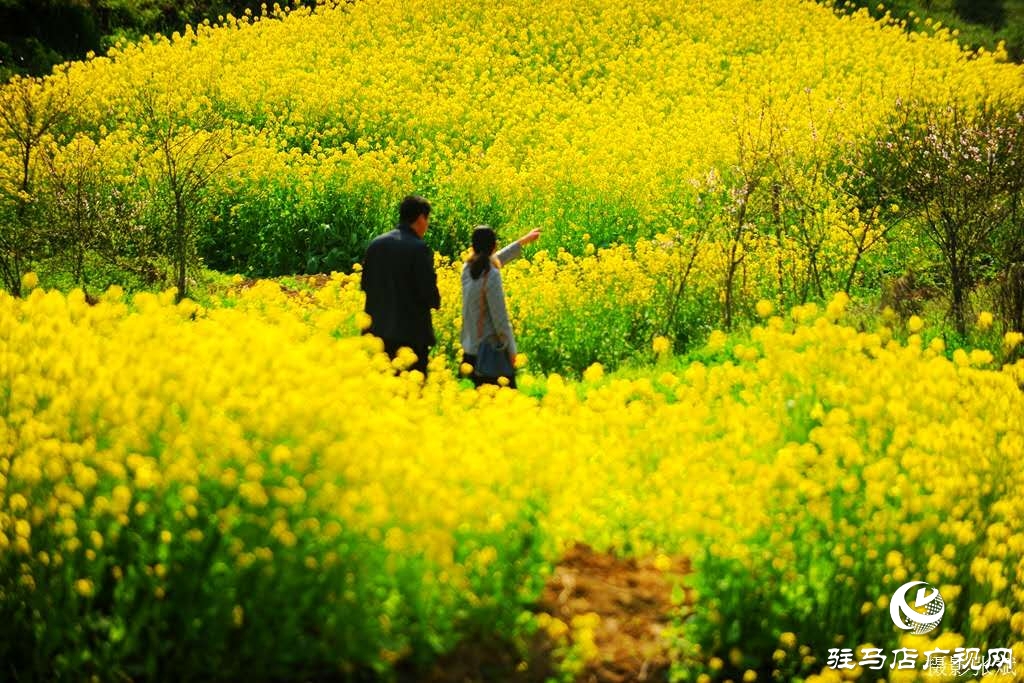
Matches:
[540,544,693,682]
[423,543,692,682]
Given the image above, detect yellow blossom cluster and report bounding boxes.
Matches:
[3,0,1022,279]
[1,284,1023,679]
[2,0,1024,676]
[671,297,1024,682]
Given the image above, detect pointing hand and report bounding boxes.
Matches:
[518,229,541,246]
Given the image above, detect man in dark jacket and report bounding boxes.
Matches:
[360,195,441,376]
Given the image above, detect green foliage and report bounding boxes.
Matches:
[0,457,550,680]
[831,0,1024,60]
[955,0,1007,28]
[857,97,1024,335]
[201,167,399,277]
[1,1,322,80]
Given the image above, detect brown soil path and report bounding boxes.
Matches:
[540,544,693,682]
[422,543,692,683]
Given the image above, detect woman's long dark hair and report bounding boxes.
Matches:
[468,226,497,280]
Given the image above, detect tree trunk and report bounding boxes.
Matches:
[772,182,784,298]
[0,256,15,294]
[12,251,23,298]
[844,246,864,294]
[951,265,968,336]
[9,140,34,297]
[75,243,85,291]
[175,192,187,302]
[944,218,968,336]
[724,246,740,330]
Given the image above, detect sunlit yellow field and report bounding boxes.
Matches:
[4,0,1023,279]
[2,273,1024,680]
[3,0,1024,680]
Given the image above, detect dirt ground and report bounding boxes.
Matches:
[540,543,692,682]
[421,543,692,683]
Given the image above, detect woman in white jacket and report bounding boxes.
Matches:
[460,225,540,388]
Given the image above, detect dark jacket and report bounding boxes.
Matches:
[360,223,442,347]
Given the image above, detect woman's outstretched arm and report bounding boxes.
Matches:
[495,229,541,266]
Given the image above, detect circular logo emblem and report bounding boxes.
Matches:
[890,581,945,634]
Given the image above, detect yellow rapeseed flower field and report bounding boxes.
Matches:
[2,280,1023,680]
[3,0,1022,279]
[3,0,1024,680]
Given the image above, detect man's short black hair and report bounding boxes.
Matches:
[399,195,431,224]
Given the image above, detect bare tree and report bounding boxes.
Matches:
[38,134,115,294]
[132,84,235,301]
[719,99,778,329]
[0,72,74,295]
[769,91,882,298]
[656,178,715,341]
